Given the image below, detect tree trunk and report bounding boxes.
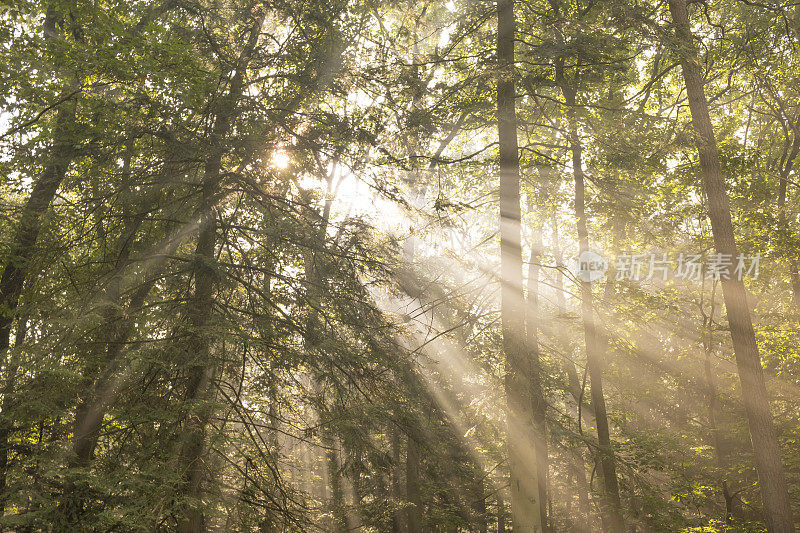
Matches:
[176,14,263,532]
[398,87,467,533]
[701,280,741,523]
[68,149,182,478]
[0,3,78,359]
[305,171,347,532]
[70,142,138,468]
[176,133,220,533]
[0,11,82,516]
[560,80,624,532]
[350,459,365,528]
[497,0,543,530]
[474,477,488,533]
[0,320,26,515]
[497,492,507,532]
[777,138,800,315]
[324,436,347,532]
[525,217,549,531]
[668,1,795,530]
[778,117,800,315]
[0,102,75,352]
[407,435,423,532]
[390,430,405,532]
[552,212,592,527]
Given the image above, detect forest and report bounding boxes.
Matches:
[1,0,799,531]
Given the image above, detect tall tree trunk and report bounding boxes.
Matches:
[350,458,365,529]
[548,0,622,519]
[0,3,78,358]
[0,102,75,356]
[176,129,220,533]
[668,1,795,530]
[525,216,549,531]
[399,102,466,533]
[552,212,592,527]
[561,82,624,532]
[406,434,423,532]
[776,139,800,314]
[474,476,488,533]
[701,280,740,523]
[390,430,405,532]
[62,254,175,522]
[497,493,507,532]
[68,150,183,479]
[0,320,26,515]
[497,0,543,530]
[70,142,138,470]
[0,19,79,517]
[564,363,592,526]
[176,14,263,532]
[323,435,347,532]
[305,169,347,533]
[551,212,567,318]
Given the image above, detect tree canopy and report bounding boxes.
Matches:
[0,0,799,531]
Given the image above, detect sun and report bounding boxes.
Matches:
[270,150,291,170]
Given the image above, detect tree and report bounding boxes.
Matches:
[667,0,796,530]
[497,0,544,530]
[0,5,81,513]
[1,1,800,531]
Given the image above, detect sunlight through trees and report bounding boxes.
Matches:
[0,0,799,531]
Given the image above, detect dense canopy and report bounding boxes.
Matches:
[1,0,799,531]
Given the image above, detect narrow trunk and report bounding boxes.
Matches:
[475,477,488,533]
[351,460,365,528]
[668,1,795,530]
[0,11,79,512]
[552,212,567,317]
[702,280,739,523]
[553,211,592,525]
[177,16,263,532]
[176,132,220,533]
[0,5,78,355]
[390,430,405,532]
[564,362,592,521]
[62,279,159,522]
[324,436,346,532]
[561,82,624,532]
[69,152,182,475]
[306,173,346,533]
[777,126,800,314]
[70,142,139,470]
[0,101,75,355]
[525,218,549,530]
[497,494,506,532]
[497,0,543,530]
[399,92,467,533]
[0,320,26,515]
[407,436,423,532]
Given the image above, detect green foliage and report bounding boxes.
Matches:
[0,0,799,531]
